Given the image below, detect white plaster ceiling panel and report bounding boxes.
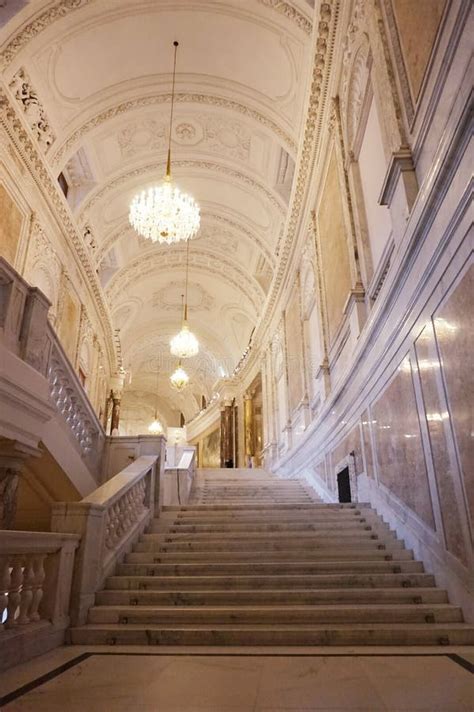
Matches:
[45,9,297,110]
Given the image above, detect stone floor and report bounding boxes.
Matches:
[0,646,472,711]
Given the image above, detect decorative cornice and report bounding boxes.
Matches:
[0,87,117,370]
[256,0,312,35]
[52,93,297,165]
[0,0,93,71]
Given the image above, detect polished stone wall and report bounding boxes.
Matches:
[0,183,23,265]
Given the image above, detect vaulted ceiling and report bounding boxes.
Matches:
[1,0,314,424]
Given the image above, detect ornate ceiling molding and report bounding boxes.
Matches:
[0,86,117,370]
[105,248,264,314]
[77,158,285,222]
[95,208,275,267]
[52,92,297,166]
[256,0,312,36]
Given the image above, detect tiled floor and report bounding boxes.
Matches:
[0,646,472,711]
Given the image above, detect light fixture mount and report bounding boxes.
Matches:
[129,41,200,244]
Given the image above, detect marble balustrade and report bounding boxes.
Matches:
[0,530,79,672]
[51,455,158,626]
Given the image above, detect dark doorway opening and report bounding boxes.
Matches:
[337,466,351,503]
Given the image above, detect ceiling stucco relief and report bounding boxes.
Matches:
[105,251,263,316]
[77,159,285,225]
[151,282,215,312]
[8,66,55,150]
[51,93,297,167]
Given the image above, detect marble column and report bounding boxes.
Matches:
[221,402,234,468]
[244,393,254,466]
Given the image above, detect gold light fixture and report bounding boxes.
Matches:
[148,365,163,434]
[129,41,200,244]
[170,360,189,391]
[170,238,199,358]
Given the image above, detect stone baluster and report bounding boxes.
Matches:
[5,558,23,628]
[29,555,46,621]
[17,556,35,624]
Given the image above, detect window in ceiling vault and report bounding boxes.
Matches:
[274,147,296,202]
[254,255,273,293]
[62,147,96,211]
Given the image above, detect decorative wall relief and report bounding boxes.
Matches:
[9,68,55,151]
[0,183,23,266]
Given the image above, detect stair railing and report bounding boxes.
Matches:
[51,455,158,625]
[0,531,79,671]
[163,446,196,505]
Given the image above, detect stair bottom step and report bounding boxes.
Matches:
[70,623,474,647]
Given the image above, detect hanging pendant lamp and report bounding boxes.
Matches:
[170,360,189,391]
[170,238,199,358]
[148,365,163,434]
[129,41,200,244]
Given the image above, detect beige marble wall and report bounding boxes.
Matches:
[392,0,446,100]
[0,183,23,266]
[317,147,352,344]
[361,409,375,478]
[372,355,435,529]
[201,427,220,468]
[415,320,468,566]
[330,424,364,476]
[433,265,474,526]
[285,288,304,413]
[58,287,81,363]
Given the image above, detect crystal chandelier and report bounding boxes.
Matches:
[148,366,163,434]
[170,239,199,358]
[170,361,189,391]
[129,41,200,244]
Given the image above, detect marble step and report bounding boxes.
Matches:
[163,510,368,524]
[70,622,474,647]
[105,572,437,591]
[95,587,448,607]
[87,603,463,625]
[117,560,425,577]
[132,538,403,553]
[142,528,395,544]
[162,504,366,512]
[126,550,414,564]
[157,519,371,533]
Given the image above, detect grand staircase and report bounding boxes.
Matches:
[71,469,474,646]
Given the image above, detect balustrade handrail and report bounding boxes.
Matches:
[81,455,157,507]
[0,530,79,553]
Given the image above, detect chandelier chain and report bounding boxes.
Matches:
[166,40,179,177]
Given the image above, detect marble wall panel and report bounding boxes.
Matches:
[313,458,327,487]
[371,355,435,529]
[330,424,364,476]
[58,287,81,363]
[0,183,23,266]
[317,147,352,344]
[285,288,304,413]
[415,321,468,566]
[201,427,220,468]
[392,0,446,100]
[361,409,375,478]
[433,264,474,525]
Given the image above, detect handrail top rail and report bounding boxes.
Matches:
[81,455,157,507]
[0,530,80,554]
